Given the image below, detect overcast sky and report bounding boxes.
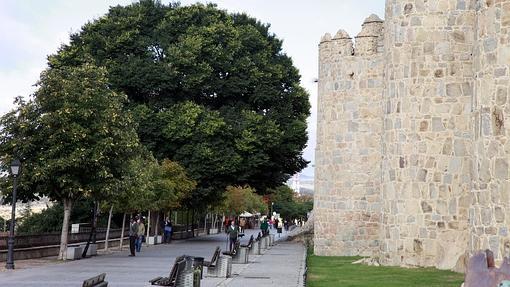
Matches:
[0,0,385,177]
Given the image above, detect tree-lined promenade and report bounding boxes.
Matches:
[0,0,312,262]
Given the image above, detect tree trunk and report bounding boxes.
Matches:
[191,209,195,238]
[155,211,160,237]
[185,210,189,237]
[104,205,114,251]
[204,213,209,235]
[82,201,98,258]
[58,198,73,260]
[146,210,151,244]
[119,212,126,250]
[222,213,225,233]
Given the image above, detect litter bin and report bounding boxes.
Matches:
[193,256,204,279]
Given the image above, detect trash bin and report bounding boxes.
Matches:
[193,257,204,279]
[193,268,201,287]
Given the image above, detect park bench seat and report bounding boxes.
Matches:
[204,246,221,267]
[150,256,186,286]
[241,235,254,249]
[82,273,107,287]
[222,241,239,256]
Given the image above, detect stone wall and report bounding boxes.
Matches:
[314,0,510,271]
[314,15,384,256]
[381,0,476,269]
[470,0,510,261]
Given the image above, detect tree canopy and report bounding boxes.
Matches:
[0,64,142,259]
[0,64,140,204]
[270,185,313,220]
[49,0,310,206]
[220,185,267,216]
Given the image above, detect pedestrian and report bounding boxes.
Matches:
[239,217,246,233]
[277,219,283,238]
[136,217,146,252]
[128,217,138,257]
[227,220,239,253]
[224,218,229,234]
[274,218,279,230]
[260,218,269,236]
[163,218,173,244]
[269,218,273,229]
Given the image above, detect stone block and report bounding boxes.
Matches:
[66,246,83,260]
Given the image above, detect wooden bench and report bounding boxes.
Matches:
[149,256,186,286]
[204,246,221,268]
[241,235,254,249]
[82,273,107,287]
[222,240,239,256]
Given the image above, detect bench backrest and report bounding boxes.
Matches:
[247,235,254,247]
[82,273,106,287]
[168,255,185,283]
[210,246,221,264]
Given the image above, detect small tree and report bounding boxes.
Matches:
[152,159,196,211]
[221,185,267,216]
[0,64,141,259]
[269,185,313,220]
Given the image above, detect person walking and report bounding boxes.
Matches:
[227,220,239,253]
[136,217,146,252]
[239,217,246,233]
[163,218,173,244]
[277,219,283,238]
[128,217,138,256]
[260,218,269,236]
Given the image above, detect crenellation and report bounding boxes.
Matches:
[355,14,384,56]
[315,0,510,272]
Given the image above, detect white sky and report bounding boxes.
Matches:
[0,0,385,177]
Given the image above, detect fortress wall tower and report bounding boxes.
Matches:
[381,0,476,269]
[314,16,384,256]
[470,0,510,260]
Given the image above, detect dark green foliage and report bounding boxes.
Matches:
[49,1,310,205]
[0,64,141,204]
[17,200,120,234]
[0,216,5,229]
[306,256,463,287]
[270,185,312,220]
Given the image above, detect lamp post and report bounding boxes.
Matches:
[6,159,21,270]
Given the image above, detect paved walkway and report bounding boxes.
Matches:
[0,229,306,287]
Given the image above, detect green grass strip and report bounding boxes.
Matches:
[307,255,464,287]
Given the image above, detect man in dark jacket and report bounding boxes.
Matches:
[227,220,239,252]
[128,217,139,256]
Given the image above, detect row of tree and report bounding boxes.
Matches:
[0,1,310,259]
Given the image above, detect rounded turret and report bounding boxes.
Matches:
[355,14,384,56]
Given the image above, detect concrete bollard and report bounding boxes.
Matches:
[250,240,261,255]
[261,237,268,250]
[269,234,275,246]
[217,255,232,278]
[232,247,249,264]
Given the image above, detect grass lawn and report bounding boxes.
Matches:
[307,255,464,287]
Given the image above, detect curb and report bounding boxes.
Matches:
[297,243,307,286]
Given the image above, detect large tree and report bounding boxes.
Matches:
[0,64,141,259]
[49,1,310,205]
